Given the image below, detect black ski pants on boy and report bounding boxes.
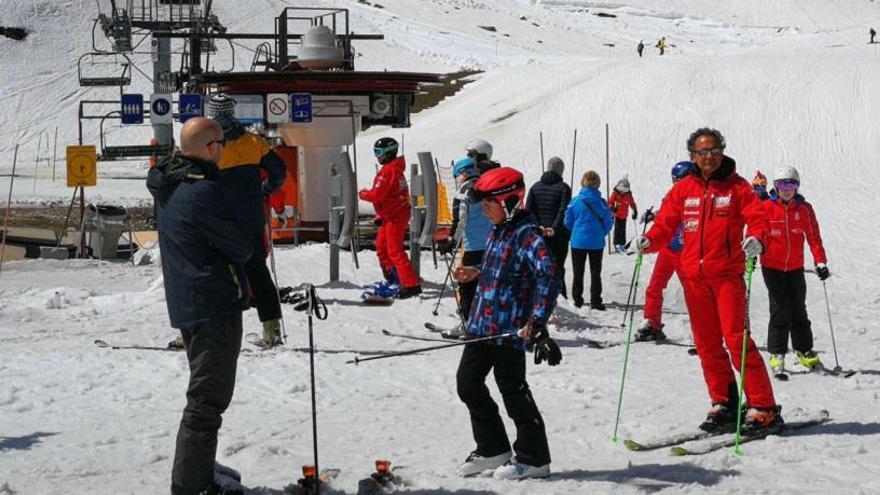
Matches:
[456,341,550,467]
[171,312,243,495]
[762,267,814,355]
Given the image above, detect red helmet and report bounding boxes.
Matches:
[470,167,525,217]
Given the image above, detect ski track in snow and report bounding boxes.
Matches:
[2,0,880,493]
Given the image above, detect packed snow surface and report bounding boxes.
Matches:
[2,0,880,493]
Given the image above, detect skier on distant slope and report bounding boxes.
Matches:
[608,175,638,253]
[359,137,422,299]
[759,166,829,376]
[635,161,693,342]
[453,167,561,480]
[631,128,783,435]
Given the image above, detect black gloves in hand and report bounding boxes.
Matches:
[631,211,638,220]
[640,210,655,224]
[532,326,562,366]
[816,264,830,281]
[437,238,456,255]
[372,216,383,227]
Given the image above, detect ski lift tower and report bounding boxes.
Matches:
[91,0,227,147]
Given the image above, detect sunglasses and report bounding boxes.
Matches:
[694,147,723,157]
[774,179,799,192]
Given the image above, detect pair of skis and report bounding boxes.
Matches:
[623,410,830,456]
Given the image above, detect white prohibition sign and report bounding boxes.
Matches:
[266,93,290,124]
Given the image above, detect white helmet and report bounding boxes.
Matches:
[466,139,493,160]
[774,166,800,184]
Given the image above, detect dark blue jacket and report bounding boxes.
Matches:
[147,155,252,329]
[564,187,614,250]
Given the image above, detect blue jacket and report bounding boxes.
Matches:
[147,155,252,329]
[466,212,560,350]
[564,187,613,250]
[453,177,493,252]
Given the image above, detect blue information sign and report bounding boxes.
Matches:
[291,93,312,123]
[121,94,144,125]
[178,94,203,123]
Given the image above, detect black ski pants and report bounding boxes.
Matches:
[571,248,604,306]
[456,342,550,467]
[171,311,243,495]
[545,234,570,299]
[245,240,281,323]
[762,267,814,355]
[457,250,485,321]
[613,217,628,246]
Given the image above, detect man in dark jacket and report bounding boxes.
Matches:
[526,157,572,298]
[147,117,252,495]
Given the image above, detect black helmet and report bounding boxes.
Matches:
[373,137,399,164]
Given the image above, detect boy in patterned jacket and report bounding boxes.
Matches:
[451,167,562,481]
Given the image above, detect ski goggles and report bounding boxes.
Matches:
[774,179,799,193]
[373,144,398,157]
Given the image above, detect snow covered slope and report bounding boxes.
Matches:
[2,0,880,493]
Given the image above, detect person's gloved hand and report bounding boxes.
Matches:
[627,235,651,255]
[437,238,456,255]
[639,210,656,224]
[358,189,369,201]
[372,215,383,227]
[816,263,830,281]
[530,325,562,366]
[741,236,763,259]
[610,205,619,213]
[631,211,638,221]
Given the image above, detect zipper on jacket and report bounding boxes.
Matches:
[698,184,710,273]
[783,202,791,272]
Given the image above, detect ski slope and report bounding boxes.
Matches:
[2,0,880,493]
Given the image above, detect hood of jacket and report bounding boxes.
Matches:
[540,170,563,185]
[147,154,218,206]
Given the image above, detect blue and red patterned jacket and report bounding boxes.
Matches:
[466,211,561,350]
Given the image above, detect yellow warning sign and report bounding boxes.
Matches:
[66,145,97,187]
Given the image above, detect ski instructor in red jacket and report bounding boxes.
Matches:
[359,137,422,299]
[631,128,782,435]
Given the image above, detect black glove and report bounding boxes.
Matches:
[816,264,830,281]
[372,216,383,227]
[639,210,656,224]
[531,326,562,366]
[437,238,456,255]
[610,205,619,213]
[631,212,638,221]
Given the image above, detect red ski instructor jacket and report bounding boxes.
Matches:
[359,156,410,220]
[760,195,826,272]
[646,156,768,279]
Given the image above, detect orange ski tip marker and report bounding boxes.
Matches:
[375,459,391,473]
[302,465,317,479]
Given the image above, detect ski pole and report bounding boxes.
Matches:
[432,239,461,316]
[619,207,652,329]
[347,333,516,365]
[265,220,287,342]
[733,258,756,456]
[0,144,20,279]
[611,250,644,442]
[821,280,842,372]
[300,283,327,493]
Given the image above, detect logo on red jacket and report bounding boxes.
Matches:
[684,218,699,232]
[685,197,700,208]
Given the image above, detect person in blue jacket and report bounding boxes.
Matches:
[443,157,493,337]
[147,117,252,495]
[564,170,614,310]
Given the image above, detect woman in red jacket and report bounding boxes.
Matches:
[632,128,782,435]
[608,176,638,253]
[760,166,829,376]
